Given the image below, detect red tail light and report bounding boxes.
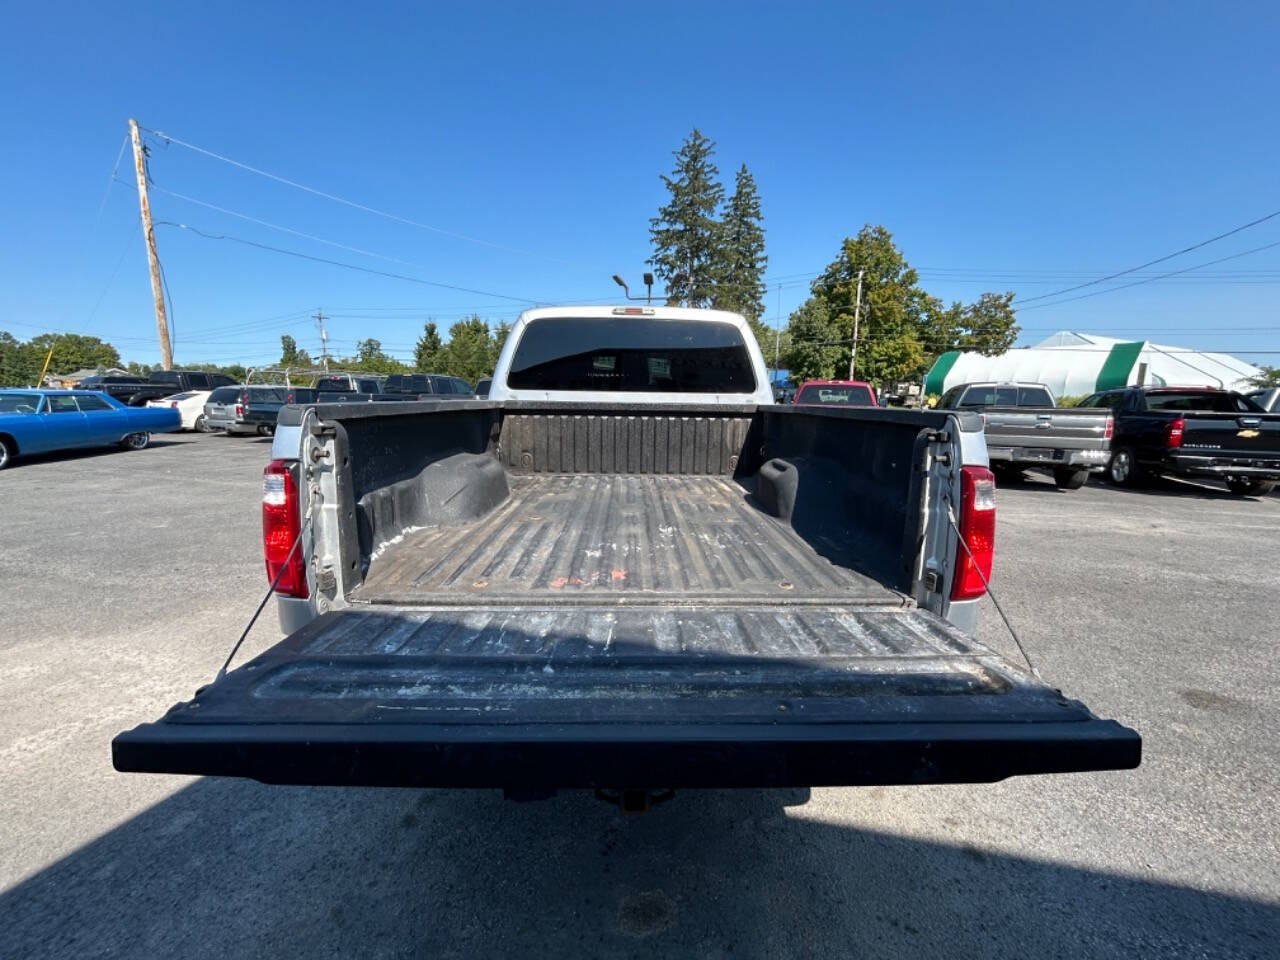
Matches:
[1165,417,1185,448]
[262,460,308,598]
[951,466,996,602]
[1104,416,1114,440]
[170,401,179,408]
[235,404,244,418]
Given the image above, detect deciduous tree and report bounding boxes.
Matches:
[439,316,493,384]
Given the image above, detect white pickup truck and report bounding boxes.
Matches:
[115,306,1139,797]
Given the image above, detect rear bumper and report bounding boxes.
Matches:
[112,717,1141,789]
[205,417,256,435]
[1162,453,1280,480]
[987,446,1109,471]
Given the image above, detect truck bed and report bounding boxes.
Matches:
[113,401,1141,788]
[354,474,903,607]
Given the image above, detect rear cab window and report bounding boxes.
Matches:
[795,384,874,405]
[959,386,1017,407]
[1144,391,1258,413]
[506,316,757,393]
[246,387,287,402]
[1017,387,1053,406]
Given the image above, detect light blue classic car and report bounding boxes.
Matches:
[0,389,181,470]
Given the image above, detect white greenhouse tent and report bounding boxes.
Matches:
[923,332,1262,400]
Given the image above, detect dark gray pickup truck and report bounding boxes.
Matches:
[114,308,1139,799]
[937,382,1113,490]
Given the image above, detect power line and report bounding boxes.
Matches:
[176,311,316,343]
[1014,207,1280,305]
[83,216,140,327]
[144,125,575,264]
[150,184,440,274]
[154,220,543,303]
[1017,238,1280,312]
[93,134,130,229]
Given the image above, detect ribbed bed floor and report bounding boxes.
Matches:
[353,475,903,606]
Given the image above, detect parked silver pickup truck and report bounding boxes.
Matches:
[114,308,1138,798]
[937,382,1112,490]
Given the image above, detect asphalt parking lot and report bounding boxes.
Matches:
[2,433,1277,959]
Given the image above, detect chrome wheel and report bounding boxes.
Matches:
[0,437,11,470]
[124,432,151,450]
[195,415,208,433]
[1109,450,1132,485]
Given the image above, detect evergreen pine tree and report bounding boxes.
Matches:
[648,129,724,307]
[715,164,767,324]
[414,322,443,372]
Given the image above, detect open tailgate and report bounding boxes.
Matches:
[113,605,1140,788]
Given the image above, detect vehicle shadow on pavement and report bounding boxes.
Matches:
[2,779,1273,959]
[9,437,192,469]
[1093,476,1265,502]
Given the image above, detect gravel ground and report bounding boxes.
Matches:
[1,433,1276,959]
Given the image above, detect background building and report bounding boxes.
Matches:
[923,332,1261,399]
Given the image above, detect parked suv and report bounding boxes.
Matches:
[203,385,287,435]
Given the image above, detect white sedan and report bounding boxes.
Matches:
[147,391,213,431]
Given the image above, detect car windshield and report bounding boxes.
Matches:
[1145,391,1260,412]
[795,384,874,405]
[507,317,757,393]
[0,393,42,413]
[207,387,239,402]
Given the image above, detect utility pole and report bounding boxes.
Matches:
[128,118,173,370]
[772,282,782,383]
[314,309,330,372]
[846,269,865,380]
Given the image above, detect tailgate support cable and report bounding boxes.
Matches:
[215,519,311,681]
[945,504,1042,681]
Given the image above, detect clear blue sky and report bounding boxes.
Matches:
[2,1,1277,368]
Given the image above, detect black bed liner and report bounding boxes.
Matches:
[354,475,902,606]
[113,604,1140,788]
